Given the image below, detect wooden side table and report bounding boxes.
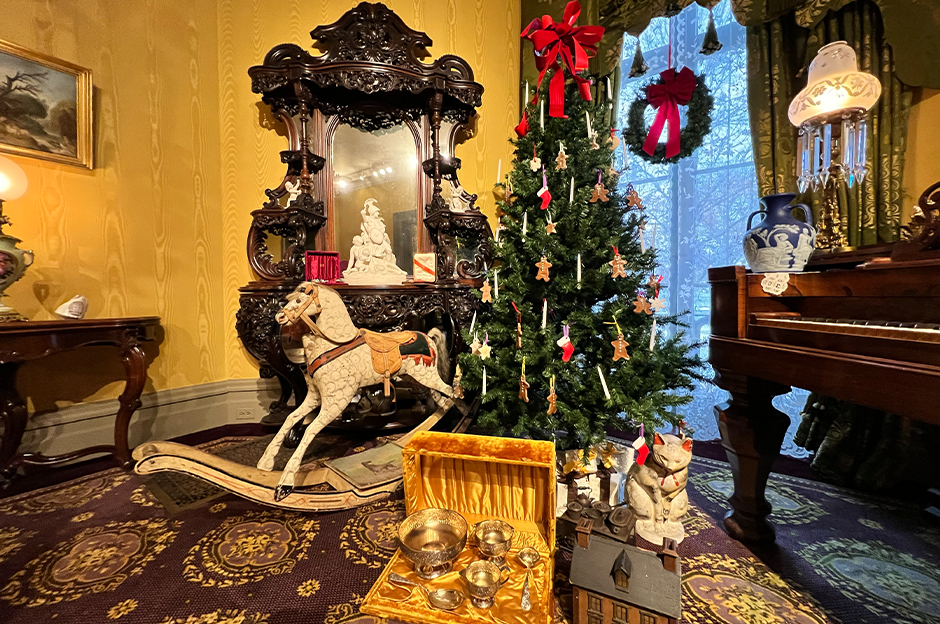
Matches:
[0,316,161,481]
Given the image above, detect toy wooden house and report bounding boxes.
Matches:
[569,521,681,624]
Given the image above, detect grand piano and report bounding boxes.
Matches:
[708,182,940,544]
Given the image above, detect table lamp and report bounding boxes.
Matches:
[0,155,32,322]
[788,41,882,249]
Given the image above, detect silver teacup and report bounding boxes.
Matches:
[472,519,514,564]
[460,559,510,608]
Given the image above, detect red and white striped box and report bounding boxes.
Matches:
[412,253,435,282]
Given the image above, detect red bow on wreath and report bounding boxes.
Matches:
[642,67,696,159]
[521,1,604,121]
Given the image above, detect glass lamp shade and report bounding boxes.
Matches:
[788,42,882,127]
[0,155,28,201]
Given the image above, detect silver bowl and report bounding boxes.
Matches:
[398,508,468,579]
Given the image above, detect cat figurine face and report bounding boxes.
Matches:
[651,433,693,472]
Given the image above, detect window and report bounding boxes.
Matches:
[588,593,603,613]
[640,612,657,624]
[589,615,603,624]
[614,569,630,589]
[616,0,808,455]
[613,603,628,623]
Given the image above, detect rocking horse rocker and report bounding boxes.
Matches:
[133,282,464,511]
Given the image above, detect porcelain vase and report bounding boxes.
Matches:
[0,231,33,321]
[743,192,816,273]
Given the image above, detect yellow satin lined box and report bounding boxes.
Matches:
[361,432,556,624]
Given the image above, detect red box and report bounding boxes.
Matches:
[304,251,342,283]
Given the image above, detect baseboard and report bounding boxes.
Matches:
[20,378,281,459]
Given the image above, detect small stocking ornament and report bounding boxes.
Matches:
[547,375,558,415]
[555,142,568,170]
[537,168,552,210]
[557,324,574,362]
[633,424,650,464]
[535,255,552,281]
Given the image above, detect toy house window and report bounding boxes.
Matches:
[613,603,628,623]
[588,594,603,613]
[588,615,602,624]
[614,569,630,590]
[640,612,657,624]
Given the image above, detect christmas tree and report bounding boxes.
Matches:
[457,74,703,450]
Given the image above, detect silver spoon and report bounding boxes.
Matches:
[517,547,541,612]
[388,573,465,611]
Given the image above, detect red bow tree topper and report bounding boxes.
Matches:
[521,0,604,122]
[642,67,696,159]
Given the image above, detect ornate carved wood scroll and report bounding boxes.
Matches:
[236,2,493,421]
[892,180,940,262]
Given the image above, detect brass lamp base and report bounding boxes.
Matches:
[0,302,27,322]
[815,168,848,250]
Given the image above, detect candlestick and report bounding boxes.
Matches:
[577,253,581,286]
[482,366,487,395]
[540,99,545,129]
[597,365,610,399]
[569,177,574,203]
[541,299,547,329]
[649,319,657,351]
[497,159,501,184]
[470,310,477,333]
[494,269,499,299]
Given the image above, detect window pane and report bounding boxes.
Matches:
[616,0,809,456]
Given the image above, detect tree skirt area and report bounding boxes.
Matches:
[1,437,939,624]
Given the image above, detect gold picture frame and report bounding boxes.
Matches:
[0,39,92,169]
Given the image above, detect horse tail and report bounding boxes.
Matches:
[427,327,450,382]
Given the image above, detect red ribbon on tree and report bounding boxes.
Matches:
[521,1,604,121]
[641,67,696,159]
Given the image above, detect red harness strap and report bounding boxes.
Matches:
[306,334,367,376]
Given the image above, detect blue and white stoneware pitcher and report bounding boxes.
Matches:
[743,193,816,273]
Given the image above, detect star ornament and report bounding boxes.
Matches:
[611,333,631,361]
[649,297,667,312]
[529,156,541,172]
[545,220,557,234]
[469,335,482,354]
[478,342,492,360]
[535,255,552,281]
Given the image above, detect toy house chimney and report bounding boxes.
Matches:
[661,537,679,573]
[576,517,594,548]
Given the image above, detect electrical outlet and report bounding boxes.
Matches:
[235,409,255,422]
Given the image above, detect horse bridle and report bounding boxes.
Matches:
[279,284,357,345]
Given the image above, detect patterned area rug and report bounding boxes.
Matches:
[0,440,938,624]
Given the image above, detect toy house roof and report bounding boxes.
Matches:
[570,535,681,620]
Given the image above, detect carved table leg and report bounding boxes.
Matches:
[114,343,147,469]
[0,362,26,483]
[260,367,294,426]
[713,369,791,544]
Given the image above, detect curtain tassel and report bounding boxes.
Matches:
[700,8,723,55]
[629,40,649,78]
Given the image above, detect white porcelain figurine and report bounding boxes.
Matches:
[342,198,407,285]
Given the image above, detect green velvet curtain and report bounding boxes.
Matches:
[747,0,912,245]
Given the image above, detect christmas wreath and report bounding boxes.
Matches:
[624,67,714,165]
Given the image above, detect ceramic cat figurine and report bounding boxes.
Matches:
[627,433,692,545]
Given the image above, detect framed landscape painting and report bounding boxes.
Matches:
[0,39,92,168]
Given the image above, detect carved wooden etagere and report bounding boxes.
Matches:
[236,2,492,423]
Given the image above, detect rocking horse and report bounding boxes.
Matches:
[259,282,456,500]
[133,282,463,511]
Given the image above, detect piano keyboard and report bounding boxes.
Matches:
[751,315,940,344]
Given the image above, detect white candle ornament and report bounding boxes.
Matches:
[542,299,547,329]
[597,365,610,399]
[649,319,658,351]
[639,226,646,253]
[540,99,545,129]
[577,253,582,285]
[470,310,477,333]
[569,177,575,203]
[494,269,499,299]
[585,111,592,139]
[483,366,487,395]
[522,212,528,237]
[525,81,529,105]
[651,223,658,249]
[606,77,612,100]
[497,159,501,184]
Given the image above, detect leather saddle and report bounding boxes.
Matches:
[363,330,418,396]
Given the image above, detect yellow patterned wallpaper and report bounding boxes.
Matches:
[0,0,521,408]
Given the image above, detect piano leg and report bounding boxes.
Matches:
[713,369,791,544]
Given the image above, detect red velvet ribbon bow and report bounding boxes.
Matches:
[521,1,604,121]
[642,67,696,159]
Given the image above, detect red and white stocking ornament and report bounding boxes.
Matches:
[557,323,575,362]
[537,167,552,210]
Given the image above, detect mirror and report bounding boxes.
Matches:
[332,122,419,274]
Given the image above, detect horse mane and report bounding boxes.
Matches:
[300,282,358,342]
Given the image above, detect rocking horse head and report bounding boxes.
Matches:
[275,282,358,343]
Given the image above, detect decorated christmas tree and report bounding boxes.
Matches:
[457,6,703,450]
